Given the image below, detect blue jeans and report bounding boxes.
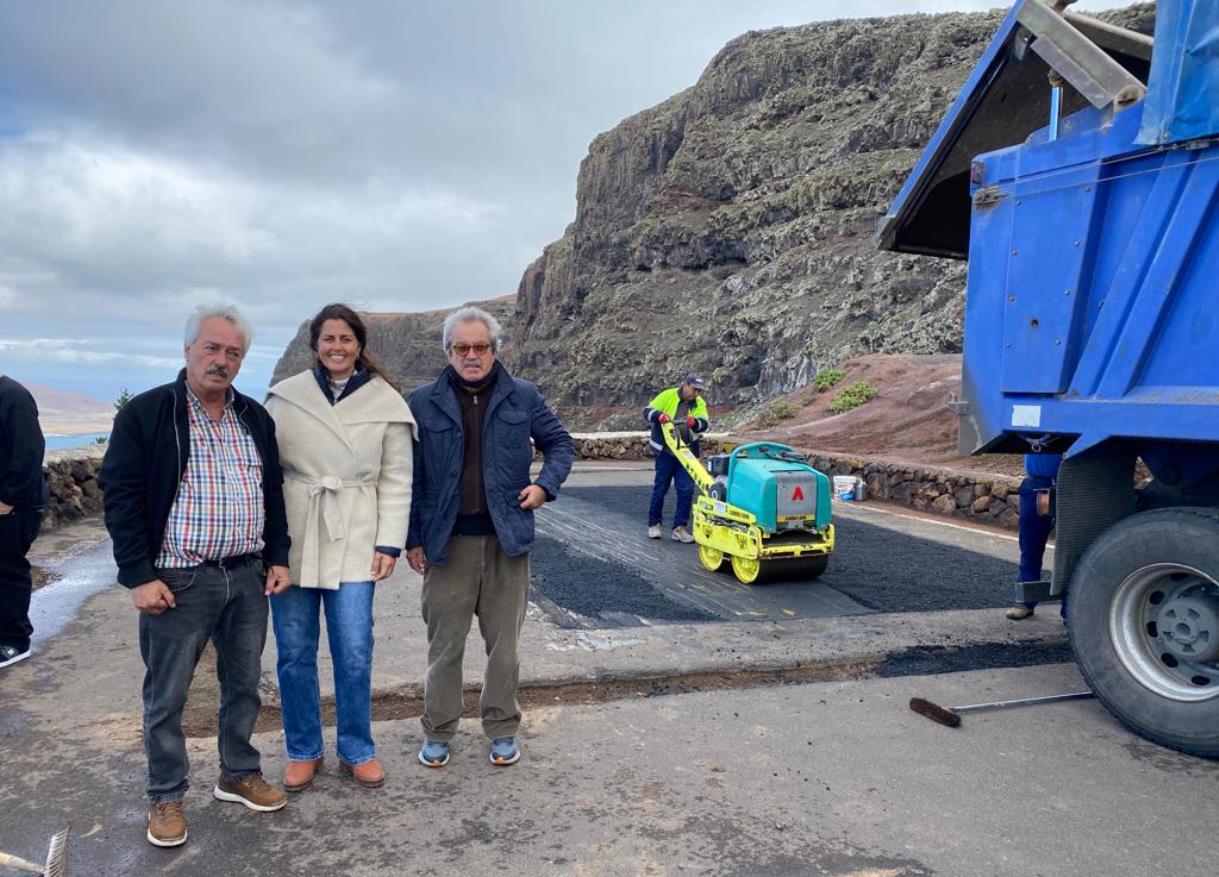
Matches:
[649,452,694,529]
[271,581,376,765]
[1018,477,1055,610]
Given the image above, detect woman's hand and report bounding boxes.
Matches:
[371,551,397,582]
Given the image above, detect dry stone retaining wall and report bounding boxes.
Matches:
[41,445,106,531]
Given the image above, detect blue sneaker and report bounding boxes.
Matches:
[489,737,520,766]
[418,739,450,768]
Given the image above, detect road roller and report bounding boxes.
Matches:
[660,421,835,584]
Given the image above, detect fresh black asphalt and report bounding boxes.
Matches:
[530,486,1021,627]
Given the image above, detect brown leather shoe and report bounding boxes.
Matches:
[146,800,187,847]
[1006,604,1035,620]
[213,773,287,812]
[284,757,324,792]
[340,758,386,789]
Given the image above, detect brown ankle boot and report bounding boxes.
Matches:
[283,757,323,792]
[340,758,385,789]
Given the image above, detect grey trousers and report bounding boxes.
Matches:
[421,535,529,742]
[139,559,267,802]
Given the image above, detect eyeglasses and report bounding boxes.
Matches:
[451,343,492,357]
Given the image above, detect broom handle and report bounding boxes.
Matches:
[0,849,45,874]
[955,691,1094,714]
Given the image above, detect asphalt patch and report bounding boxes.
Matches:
[874,641,1075,678]
[561,485,1021,614]
[530,534,717,626]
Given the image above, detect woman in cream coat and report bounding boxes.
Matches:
[265,303,415,791]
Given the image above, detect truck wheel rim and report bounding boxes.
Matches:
[1109,563,1219,702]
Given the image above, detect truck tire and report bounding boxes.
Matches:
[1068,507,1219,758]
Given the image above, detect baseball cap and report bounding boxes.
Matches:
[683,373,705,389]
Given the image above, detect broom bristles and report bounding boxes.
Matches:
[909,697,962,728]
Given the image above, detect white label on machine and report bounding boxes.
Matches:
[713,501,727,515]
[1011,404,1042,427]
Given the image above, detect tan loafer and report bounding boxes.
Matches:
[340,758,386,789]
[1005,605,1035,620]
[283,757,323,792]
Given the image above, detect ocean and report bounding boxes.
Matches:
[44,432,110,452]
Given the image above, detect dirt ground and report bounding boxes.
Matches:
[739,353,1027,477]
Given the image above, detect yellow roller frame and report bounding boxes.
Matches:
[662,421,834,585]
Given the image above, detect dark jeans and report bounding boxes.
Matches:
[0,508,42,652]
[1018,477,1055,610]
[139,559,268,803]
[648,452,694,529]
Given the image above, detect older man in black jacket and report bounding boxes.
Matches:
[0,373,46,670]
[100,305,292,849]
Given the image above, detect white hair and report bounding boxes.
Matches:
[184,304,253,353]
[442,306,503,353]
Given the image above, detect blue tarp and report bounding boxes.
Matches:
[1137,0,1219,145]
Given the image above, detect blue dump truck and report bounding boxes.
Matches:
[879,0,1218,757]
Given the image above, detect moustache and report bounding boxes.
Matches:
[206,366,229,378]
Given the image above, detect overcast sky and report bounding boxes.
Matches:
[0,0,1129,405]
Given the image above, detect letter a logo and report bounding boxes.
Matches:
[791,485,805,502]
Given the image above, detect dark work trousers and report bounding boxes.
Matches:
[139,559,268,803]
[648,452,694,530]
[0,509,42,652]
[1017,476,1055,610]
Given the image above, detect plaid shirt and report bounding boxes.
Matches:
[156,388,265,568]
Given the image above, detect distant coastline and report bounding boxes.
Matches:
[45,431,110,452]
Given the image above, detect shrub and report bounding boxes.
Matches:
[770,400,798,420]
[752,399,798,429]
[813,368,845,392]
[828,381,877,414]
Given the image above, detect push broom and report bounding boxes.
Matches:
[0,826,69,876]
[909,691,1094,727]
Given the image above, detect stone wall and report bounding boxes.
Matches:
[804,453,1023,529]
[41,445,106,531]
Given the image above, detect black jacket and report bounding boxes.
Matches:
[99,370,290,588]
[0,376,47,510]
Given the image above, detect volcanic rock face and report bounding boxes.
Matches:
[270,296,515,390]
[506,4,1153,427]
[272,6,1153,425]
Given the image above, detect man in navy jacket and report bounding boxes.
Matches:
[406,306,573,769]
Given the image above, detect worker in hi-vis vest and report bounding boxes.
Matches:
[642,373,709,543]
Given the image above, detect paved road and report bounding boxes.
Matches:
[6,463,1210,877]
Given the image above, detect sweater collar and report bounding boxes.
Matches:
[313,362,372,405]
[445,361,500,395]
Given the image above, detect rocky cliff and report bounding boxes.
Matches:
[507,4,1154,428]
[275,5,1153,426]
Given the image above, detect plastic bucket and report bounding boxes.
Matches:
[833,475,856,501]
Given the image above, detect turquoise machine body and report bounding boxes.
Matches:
[723,443,832,533]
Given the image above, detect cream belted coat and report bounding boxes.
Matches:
[265,371,416,589]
